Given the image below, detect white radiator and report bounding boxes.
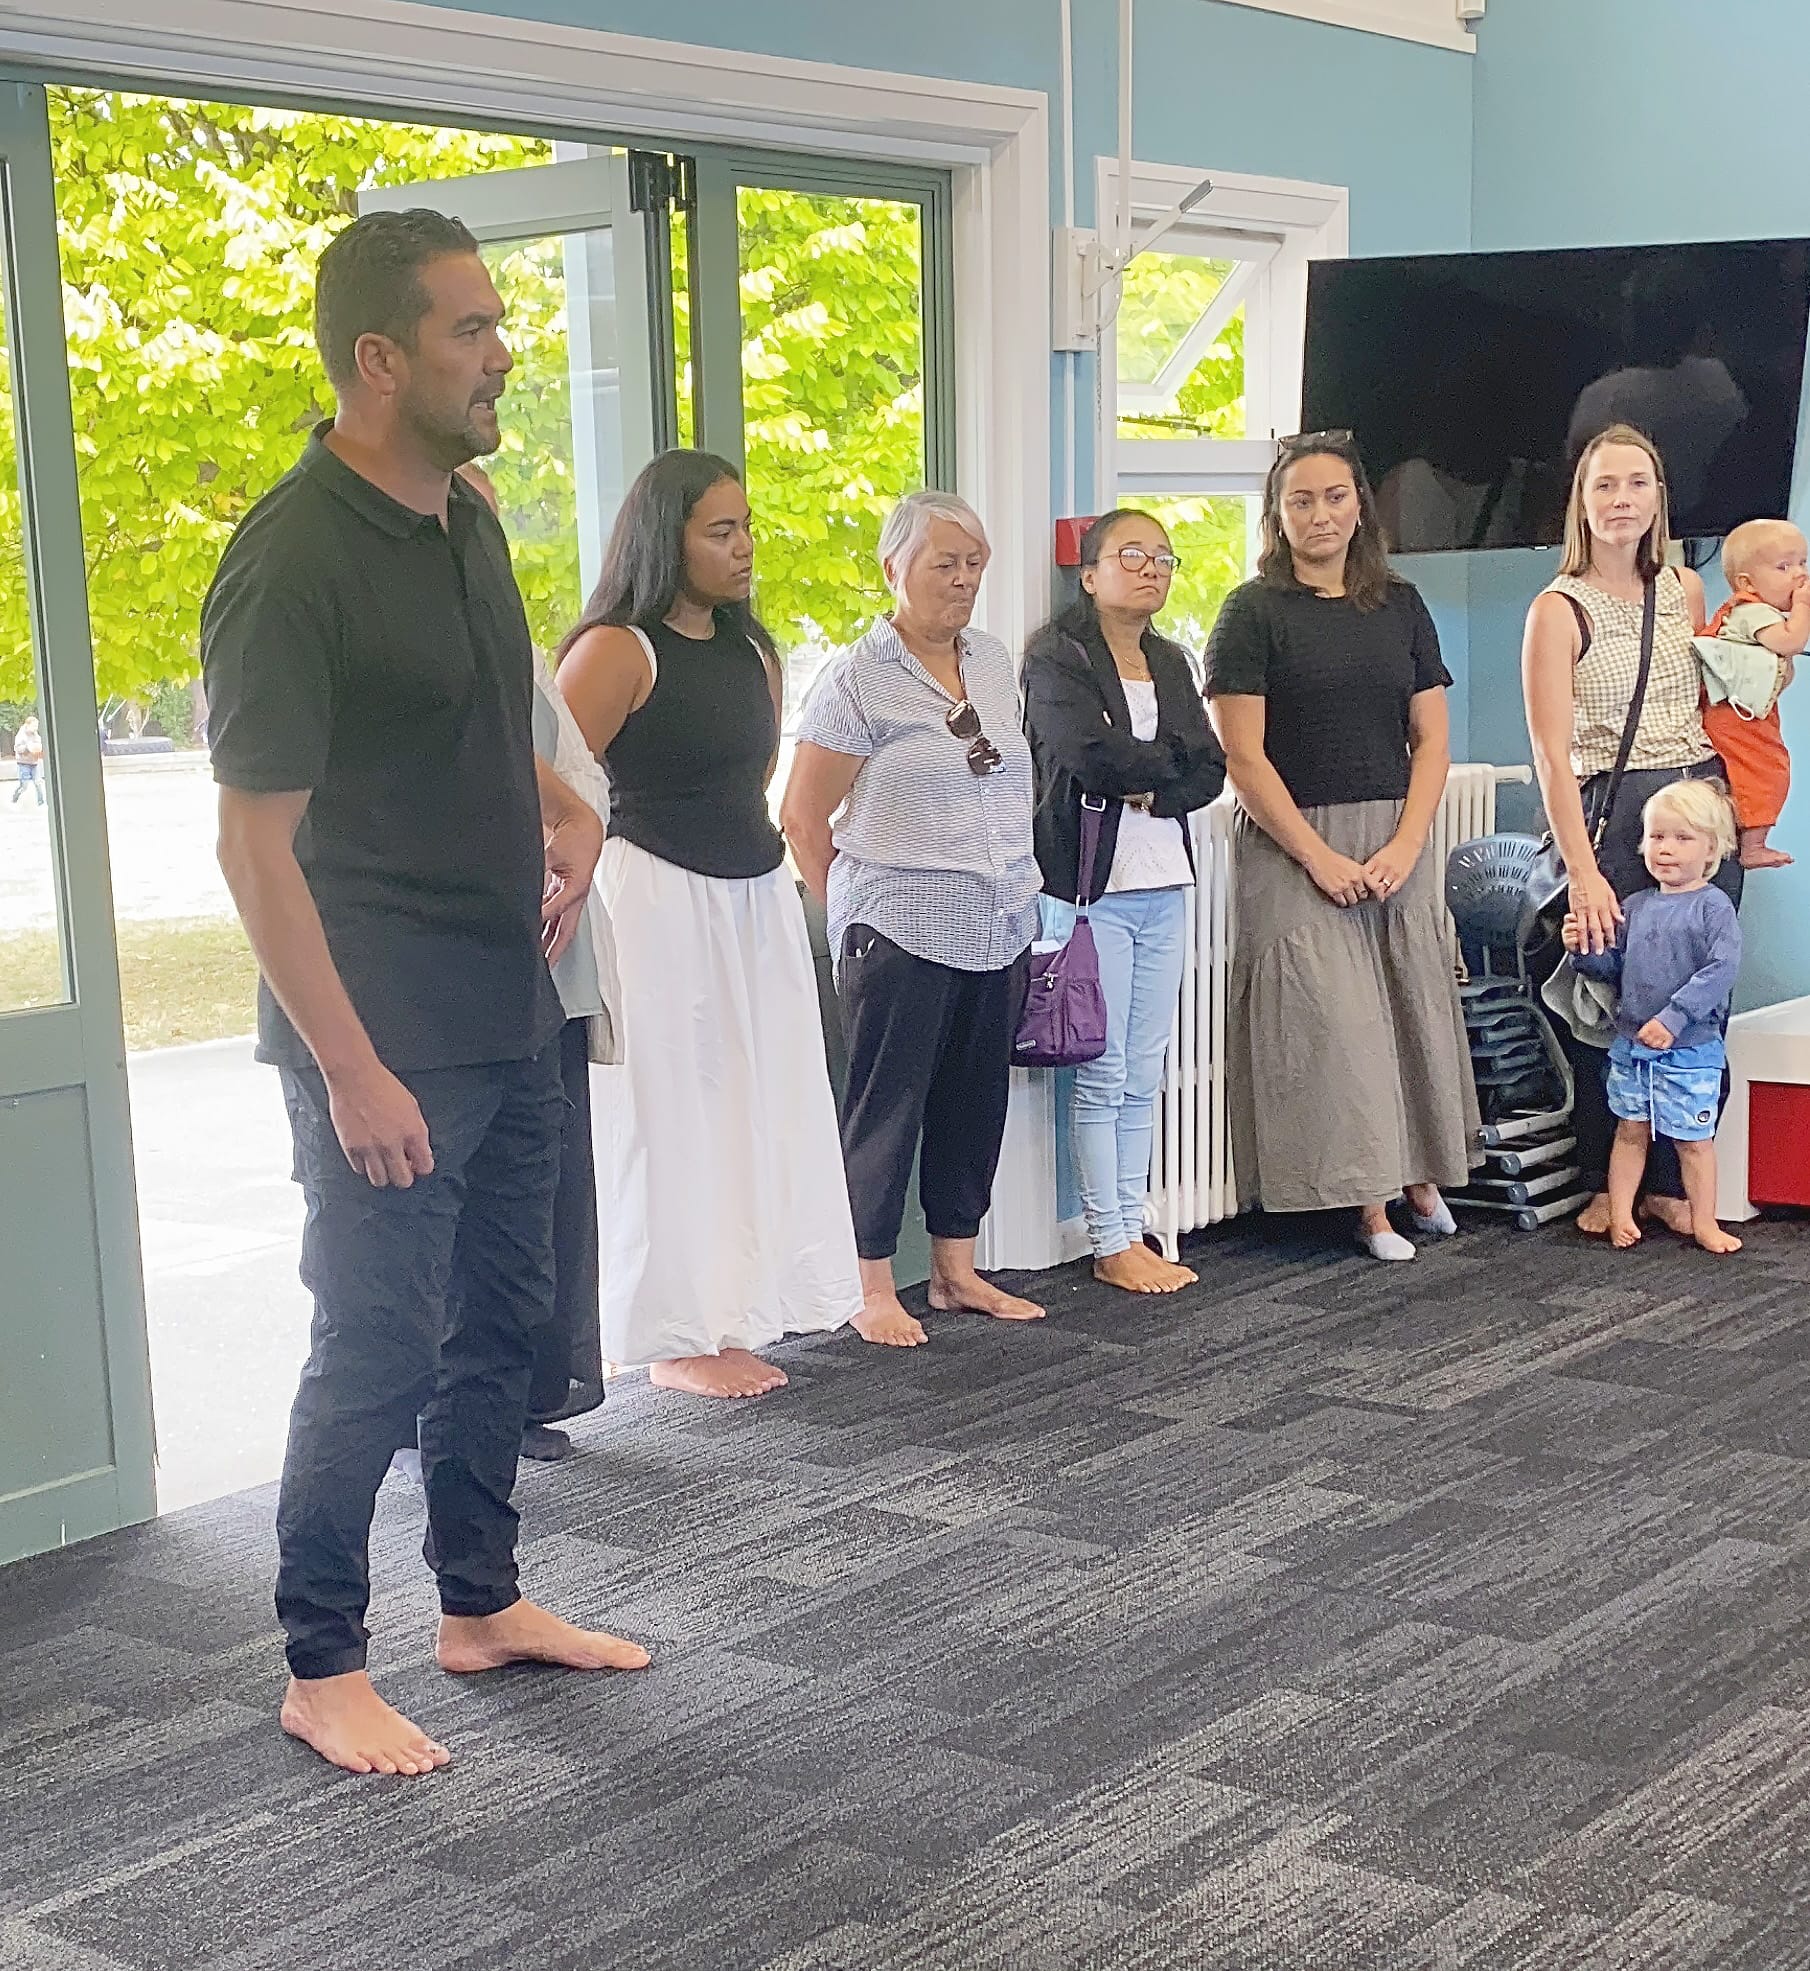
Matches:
[977,763,1533,1271]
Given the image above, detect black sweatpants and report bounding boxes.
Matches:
[836,925,1029,1262]
[274,1039,562,1681]
[1557,760,1742,1195]
[528,1017,604,1422]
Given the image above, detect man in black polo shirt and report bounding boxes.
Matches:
[203,209,648,1779]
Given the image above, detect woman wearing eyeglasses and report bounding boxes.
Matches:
[781,490,1045,1348]
[1205,432,1478,1260]
[1022,510,1226,1294]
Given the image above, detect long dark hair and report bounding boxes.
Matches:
[555,448,777,664]
[1257,431,1396,613]
[1030,508,1170,651]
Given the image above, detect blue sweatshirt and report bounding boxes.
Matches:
[1572,885,1741,1051]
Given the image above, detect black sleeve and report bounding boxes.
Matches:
[201,535,337,795]
[1404,584,1453,694]
[1021,634,1187,797]
[1203,583,1272,697]
[1147,643,1227,818]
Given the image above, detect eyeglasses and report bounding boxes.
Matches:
[1113,546,1182,574]
[946,698,1004,776]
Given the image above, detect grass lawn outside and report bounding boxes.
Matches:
[0,915,257,1052]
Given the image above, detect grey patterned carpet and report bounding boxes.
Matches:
[4,1214,1810,1970]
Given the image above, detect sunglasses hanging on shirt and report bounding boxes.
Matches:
[945,698,1004,776]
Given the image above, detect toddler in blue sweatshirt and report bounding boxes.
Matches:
[1563,779,1743,1255]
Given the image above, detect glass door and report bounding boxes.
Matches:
[360,149,665,618]
[0,80,155,1564]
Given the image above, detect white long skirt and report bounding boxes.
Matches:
[593,837,861,1366]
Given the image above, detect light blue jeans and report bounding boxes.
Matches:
[1041,887,1188,1258]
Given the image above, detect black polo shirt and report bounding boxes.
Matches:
[202,425,562,1074]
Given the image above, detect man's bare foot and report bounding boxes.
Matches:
[648,1351,785,1398]
[436,1599,651,1675]
[1093,1245,1192,1295]
[1640,1194,1695,1238]
[853,1291,928,1346]
[1576,1192,1612,1237]
[1693,1222,1743,1254]
[1609,1215,1642,1249]
[280,1671,449,1778]
[928,1269,1045,1321]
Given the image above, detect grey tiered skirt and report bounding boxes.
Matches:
[1229,798,1480,1214]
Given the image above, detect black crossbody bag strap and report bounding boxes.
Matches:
[1587,576,1658,852]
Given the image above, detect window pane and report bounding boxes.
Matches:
[1128,494,1257,652]
[0,185,71,1015]
[736,184,926,735]
[1116,250,1247,442]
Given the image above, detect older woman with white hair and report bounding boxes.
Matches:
[781,490,1045,1348]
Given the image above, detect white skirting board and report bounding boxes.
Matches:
[977,763,1532,1272]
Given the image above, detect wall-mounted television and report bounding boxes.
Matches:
[1300,239,1810,554]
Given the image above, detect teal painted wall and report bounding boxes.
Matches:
[1469,0,1810,1007]
[419,0,1477,692]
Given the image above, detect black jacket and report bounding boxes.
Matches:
[1022,620,1227,904]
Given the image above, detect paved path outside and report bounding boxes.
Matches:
[128,1038,311,1513]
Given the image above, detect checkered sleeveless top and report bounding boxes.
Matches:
[1548,566,1714,779]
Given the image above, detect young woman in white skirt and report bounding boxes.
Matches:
[1206,431,1479,1261]
[555,450,861,1397]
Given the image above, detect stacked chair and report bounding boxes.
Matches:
[1443,833,1595,1229]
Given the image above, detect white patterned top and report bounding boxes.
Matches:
[796,616,1041,972]
[1550,567,1714,779]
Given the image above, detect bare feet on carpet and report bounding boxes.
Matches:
[1609,1212,1642,1250]
[280,1671,449,1778]
[1576,1192,1612,1237]
[853,1290,928,1347]
[1093,1245,1195,1294]
[1640,1194,1696,1238]
[928,1265,1045,1322]
[648,1349,787,1398]
[436,1600,652,1675]
[1693,1222,1743,1255]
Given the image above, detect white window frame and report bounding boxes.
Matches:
[1094,159,1348,510]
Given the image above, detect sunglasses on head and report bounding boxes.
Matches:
[946,698,1004,776]
[1278,427,1355,455]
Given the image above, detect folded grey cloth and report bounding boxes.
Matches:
[1540,953,1618,1049]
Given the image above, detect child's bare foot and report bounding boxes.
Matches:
[1693,1223,1743,1254]
[1575,1192,1612,1237]
[1609,1215,1642,1249]
[1738,826,1792,870]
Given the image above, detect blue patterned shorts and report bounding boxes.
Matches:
[1605,1039,1724,1142]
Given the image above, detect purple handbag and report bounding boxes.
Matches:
[1014,795,1110,1068]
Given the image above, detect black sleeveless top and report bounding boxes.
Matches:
[603,616,785,879]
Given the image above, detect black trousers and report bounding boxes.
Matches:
[528,1018,604,1422]
[1557,761,1743,1195]
[836,925,1029,1261]
[274,1039,562,1681]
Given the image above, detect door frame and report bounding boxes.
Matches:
[0,78,155,1561]
[0,0,1052,656]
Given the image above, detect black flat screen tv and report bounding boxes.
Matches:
[1300,239,1810,553]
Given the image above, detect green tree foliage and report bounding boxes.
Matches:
[735,185,926,695]
[3,90,560,704]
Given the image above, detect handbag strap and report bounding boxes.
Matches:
[1588,576,1658,853]
[1076,795,1108,910]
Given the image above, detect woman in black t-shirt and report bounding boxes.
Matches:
[1205,432,1478,1258]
